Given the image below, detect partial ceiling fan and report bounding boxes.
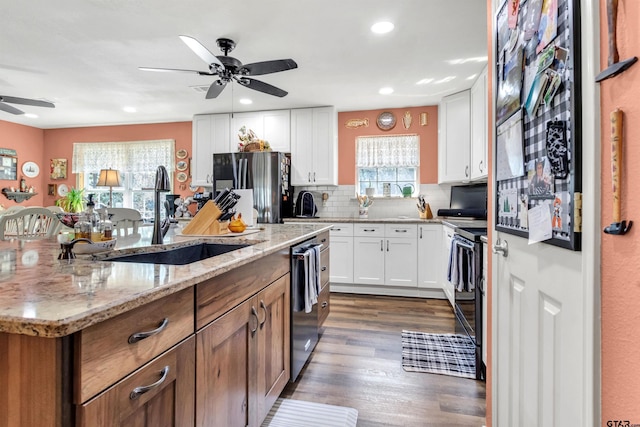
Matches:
[0,95,55,115]
[140,35,297,99]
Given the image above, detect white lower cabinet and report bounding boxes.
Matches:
[417,224,444,298]
[442,224,455,307]
[353,224,385,285]
[329,224,354,283]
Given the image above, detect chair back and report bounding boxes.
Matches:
[97,208,143,236]
[0,207,60,240]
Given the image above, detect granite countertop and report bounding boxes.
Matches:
[285,217,488,229]
[0,222,331,338]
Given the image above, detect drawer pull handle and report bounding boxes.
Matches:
[321,238,327,243]
[395,229,408,233]
[321,266,327,271]
[259,300,268,328]
[128,318,169,344]
[251,306,259,336]
[363,229,376,232]
[321,301,328,308]
[129,366,170,400]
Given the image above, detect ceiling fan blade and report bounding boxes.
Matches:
[179,35,225,70]
[242,59,298,76]
[0,102,24,115]
[238,77,288,97]
[139,66,216,76]
[0,95,54,108]
[206,81,227,99]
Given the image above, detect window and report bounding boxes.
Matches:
[72,139,175,219]
[356,135,419,197]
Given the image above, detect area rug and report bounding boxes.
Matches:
[401,330,476,379]
[262,398,358,427]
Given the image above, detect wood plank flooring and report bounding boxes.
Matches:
[281,293,486,427]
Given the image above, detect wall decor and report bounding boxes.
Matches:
[376,112,396,130]
[402,111,412,129]
[494,0,581,251]
[345,118,369,129]
[50,158,67,179]
[48,184,57,196]
[176,149,188,159]
[0,155,17,180]
[176,172,188,182]
[420,112,428,126]
[176,160,188,171]
[22,161,39,178]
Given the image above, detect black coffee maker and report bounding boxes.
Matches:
[165,194,180,218]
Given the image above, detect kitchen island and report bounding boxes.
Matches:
[0,222,331,427]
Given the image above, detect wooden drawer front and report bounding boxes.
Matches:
[354,223,384,237]
[330,223,353,236]
[77,336,195,427]
[320,247,330,286]
[384,223,418,238]
[317,283,330,327]
[196,250,289,330]
[75,288,194,403]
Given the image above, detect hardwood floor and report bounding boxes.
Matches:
[281,293,486,427]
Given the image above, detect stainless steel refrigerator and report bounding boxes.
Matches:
[212,152,293,223]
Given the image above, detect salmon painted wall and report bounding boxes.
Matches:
[600,0,640,423]
[337,106,438,185]
[0,121,45,208]
[42,122,193,206]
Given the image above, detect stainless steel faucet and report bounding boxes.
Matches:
[152,165,171,245]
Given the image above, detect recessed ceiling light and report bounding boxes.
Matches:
[379,87,394,95]
[434,76,456,84]
[371,21,394,34]
[239,98,252,105]
[123,106,137,113]
[416,78,434,85]
[23,113,38,118]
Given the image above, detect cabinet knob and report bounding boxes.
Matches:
[321,266,327,271]
[321,301,328,308]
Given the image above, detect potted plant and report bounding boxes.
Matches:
[55,187,85,213]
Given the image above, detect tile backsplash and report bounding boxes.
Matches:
[293,184,452,219]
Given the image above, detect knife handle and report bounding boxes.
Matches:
[607,0,619,65]
[610,108,623,223]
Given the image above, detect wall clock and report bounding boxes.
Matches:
[22,161,40,178]
[376,112,396,130]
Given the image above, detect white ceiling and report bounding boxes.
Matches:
[0,0,487,129]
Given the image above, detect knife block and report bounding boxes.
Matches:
[181,201,230,235]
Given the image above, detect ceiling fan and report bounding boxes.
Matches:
[140,35,298,99]
[0,95,55,115]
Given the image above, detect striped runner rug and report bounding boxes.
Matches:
[262,398,358,427]
[401,330,476,379]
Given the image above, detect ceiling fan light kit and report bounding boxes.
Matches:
[140,35,297,99]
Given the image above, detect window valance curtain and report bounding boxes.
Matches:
[355,135,419,167]
[72,139,175,173]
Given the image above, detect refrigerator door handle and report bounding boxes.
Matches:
[238,158,244,189]
[231,153,238,189]
[243,159,249,189]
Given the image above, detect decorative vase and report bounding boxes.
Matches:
[358,206,368,219]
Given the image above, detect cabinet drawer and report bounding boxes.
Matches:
[354,223,384,237]
[329,223,354,236]
[318,282,330,327]
[317,230,330,247]
[75,288,194,403]
[384,224,417,238]
[77,336,195,427]
[320,247,330,286]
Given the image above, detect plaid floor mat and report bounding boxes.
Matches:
[401,330,476,379]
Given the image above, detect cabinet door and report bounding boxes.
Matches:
[442,226,455,307]
[232,112,263,141]
[196,298,256,427]
[263,110,291,152]
[211,113,232,153]
[254,275,290,426]
[329,236,353,283]
[438,90,471,183]
[384,237,418,287]
[77,336,195,427]
[353,237,385,285]
[192,114,214,186]
[417,224,443,294]
[290,108,313,185]
[309,107,337,185]
[470,66,488,181]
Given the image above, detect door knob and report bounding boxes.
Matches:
[492,238,508,257]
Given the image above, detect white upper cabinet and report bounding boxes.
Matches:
[231,110,291,152]
[290,107,337,186]
[438,90,471,183]
[470,66,488,181]
[192,113,230,186]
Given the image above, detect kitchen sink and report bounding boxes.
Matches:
[102,242,250,265]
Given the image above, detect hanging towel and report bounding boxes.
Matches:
[304,246,321,313]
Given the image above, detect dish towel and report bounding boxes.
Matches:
[304,246,321,313]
